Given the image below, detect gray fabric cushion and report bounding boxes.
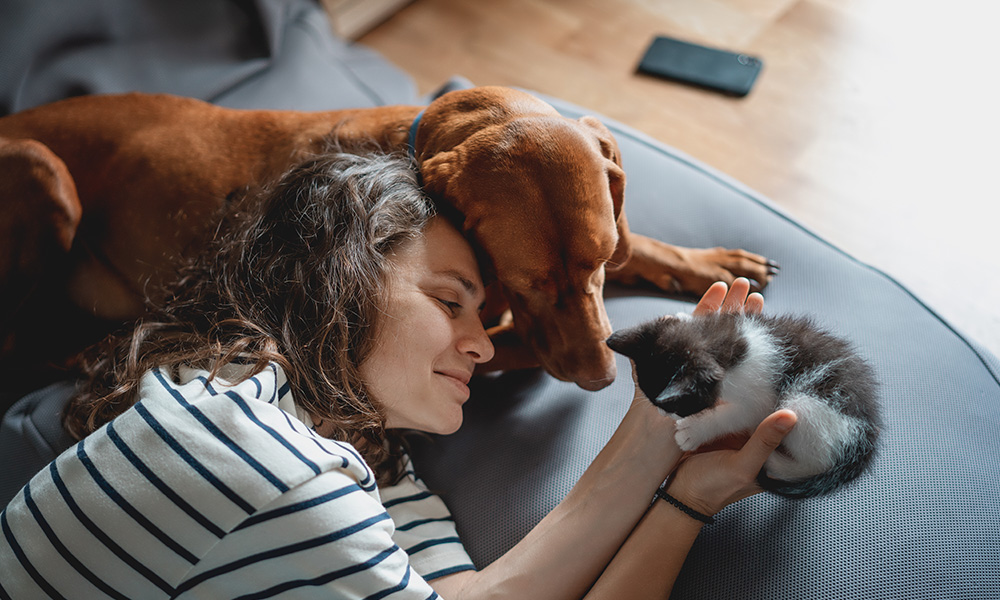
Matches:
[408,92,1000,598]
[0,0,418,116]
[0,382,76,508]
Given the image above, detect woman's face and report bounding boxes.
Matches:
[361,216,495,435]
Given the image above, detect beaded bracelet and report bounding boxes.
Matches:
[653,486,716,525]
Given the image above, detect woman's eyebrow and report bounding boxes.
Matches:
[438,269,481,297]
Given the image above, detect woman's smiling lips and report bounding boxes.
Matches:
[435,369,472,397]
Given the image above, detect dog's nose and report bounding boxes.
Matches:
[572,360,618,391]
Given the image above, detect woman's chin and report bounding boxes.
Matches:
[436,413,464,436]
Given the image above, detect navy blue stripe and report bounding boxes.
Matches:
[201,378,219,395]
[277,380,291,400]
[153,368,288,493]
[22,482,130,600]
[1,508,68,600]
[223,390,322,476]
[365,564,412,600]
[106,420,225,539]
[0,577,13,600]
[267,363,278,403]
[231,546,398,600]
[134,402,255,514]
[395,516,455,532]
[233,483,362,532]
[330,440,376,491]
[382,490,431,509]
[176,512,393,594]
[47,461,175,594]
[248,376,263,398]
[276,412,355,472]
[276,410,344,460]
[76,441,198,564]
[405,536,463,556]
[423,564,476,581]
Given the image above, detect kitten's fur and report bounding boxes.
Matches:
[607,312,880,498]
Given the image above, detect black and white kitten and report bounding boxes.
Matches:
[606,312,880,498]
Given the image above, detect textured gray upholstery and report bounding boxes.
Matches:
[0,382,77,508]
[2,1,999,597]
[0,0,417,117]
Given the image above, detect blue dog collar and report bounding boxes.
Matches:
[407,110,424,160]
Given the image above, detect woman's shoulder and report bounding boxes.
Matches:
[123,362,378,493]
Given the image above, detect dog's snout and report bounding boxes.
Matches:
[576,363,617,391]
[546,346,618,391]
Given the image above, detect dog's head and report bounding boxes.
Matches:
[416,87,630,390]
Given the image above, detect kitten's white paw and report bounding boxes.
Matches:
[674,418,700,452]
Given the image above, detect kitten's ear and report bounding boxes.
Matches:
[606,316,677,359]
[655,355,725,417]
[605,326,645,359]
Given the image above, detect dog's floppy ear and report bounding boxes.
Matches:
[0,138,82,276]
[419,150,461,201]
[579,116,631,272]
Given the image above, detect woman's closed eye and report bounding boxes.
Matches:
[436,297,463,316]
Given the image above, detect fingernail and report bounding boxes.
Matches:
[776,412,796,432]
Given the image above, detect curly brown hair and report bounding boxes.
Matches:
[63,143,437,484]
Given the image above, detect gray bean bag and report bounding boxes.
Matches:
[2,1,999,597]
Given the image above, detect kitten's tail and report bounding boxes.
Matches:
[757,424,880,499]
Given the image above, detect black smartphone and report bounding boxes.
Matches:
[637,35,763,97]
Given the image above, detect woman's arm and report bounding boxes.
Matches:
[584,409,797,599]
[433,279,784,600]
[432,393,683,600]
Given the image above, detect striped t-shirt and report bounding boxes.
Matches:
[0,362,474,599]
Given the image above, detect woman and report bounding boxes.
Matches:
[0,146,795,599]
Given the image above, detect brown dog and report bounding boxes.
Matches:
[0,86,775,394]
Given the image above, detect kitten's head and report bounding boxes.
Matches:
[606,315,726,417]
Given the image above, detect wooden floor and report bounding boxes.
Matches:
[361,0,1000,358]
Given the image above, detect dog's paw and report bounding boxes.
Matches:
[674,418,702,452]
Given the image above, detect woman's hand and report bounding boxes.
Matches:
[666,409,797,516]
[664,277,794,516]
[692,277,764,316]
[628,277,761,408]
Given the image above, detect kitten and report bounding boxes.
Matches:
[606,312,880,498]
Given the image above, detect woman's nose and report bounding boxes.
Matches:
[461,318,495,363]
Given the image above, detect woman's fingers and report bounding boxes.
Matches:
[744,292,764,315]
[692,281,729,316]
[734,409,797,475]
[720,278,751,313]
[693,278,763,317]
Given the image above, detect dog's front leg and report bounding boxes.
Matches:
[607,233,779,295]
